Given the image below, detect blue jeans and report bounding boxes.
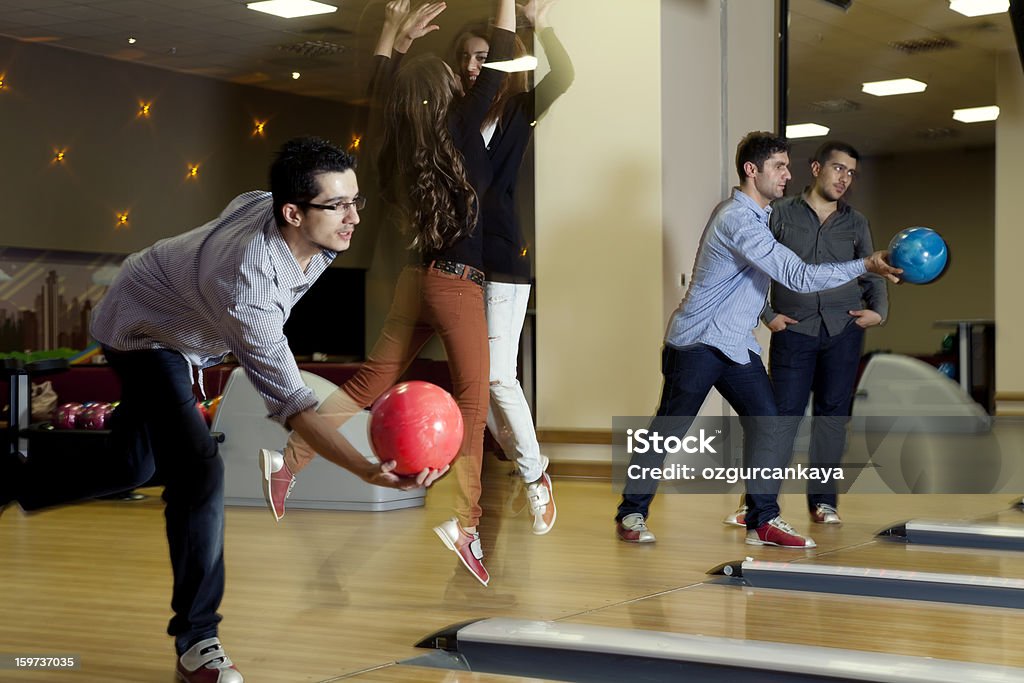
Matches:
[769,322,864,510]
[616,344,782,529]
[14,348,225,655]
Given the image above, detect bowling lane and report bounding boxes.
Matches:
[345,665,551,682]
[561,582,1024,667]
[797,539,1024,579]
[975,505,1024,528]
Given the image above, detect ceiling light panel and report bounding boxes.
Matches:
[247,1,338,19]
[952,105,1000,122]
[786,123,831,138]
[949,0,1009,17]
[862,78,928,96]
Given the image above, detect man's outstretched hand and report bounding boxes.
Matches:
[863,251,902,283]
[363,461,450,490]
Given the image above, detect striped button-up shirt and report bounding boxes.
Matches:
[91,192,335,424]
[665,188,867,364]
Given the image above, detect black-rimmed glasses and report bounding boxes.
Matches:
[301,196,366,213]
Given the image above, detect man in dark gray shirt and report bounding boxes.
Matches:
[723,140,887,528]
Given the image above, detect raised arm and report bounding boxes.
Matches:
[454,0,517,131]
[521,0,574,119]
[368,0,409,107]
[496,0,515,32]
[394,1,447,55]
[374,0,410,58]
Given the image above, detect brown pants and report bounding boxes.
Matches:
[284,266,490,527]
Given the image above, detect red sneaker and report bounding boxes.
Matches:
[176,637,243,683]
[746,516,816,548]
[259,449,295,522]
[434,518,489,586]
[616,513,656,543]
[525,472,556,535]
[722,505,747,527]
[810,504,842,524]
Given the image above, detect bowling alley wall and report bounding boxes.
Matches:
[3,0,1023,437]
[0,33,374,361]
[0,34,371,263]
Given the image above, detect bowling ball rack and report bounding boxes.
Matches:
[3,357,222,470]
[3,357,70,458]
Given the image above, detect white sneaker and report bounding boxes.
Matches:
[525,472,556,535]
[176,637,243,683]
[504,454,549,515]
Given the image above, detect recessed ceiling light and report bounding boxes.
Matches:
[127,36,136,44]
[291,71,301,80]
[862,78,927,96]
[247,0,338,19]
[786,123,830,139]
[953,105,1000,122]
[482,56,539,73]
[949,0,1009,17]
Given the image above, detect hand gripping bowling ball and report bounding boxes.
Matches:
[368,381,463,475]
[888,227,948,284]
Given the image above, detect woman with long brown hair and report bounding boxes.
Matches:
[259,0,516,588]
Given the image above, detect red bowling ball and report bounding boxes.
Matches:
[368,381,463,475]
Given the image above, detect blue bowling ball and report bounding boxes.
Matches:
[888,227,948,284]
[937,362,956,380]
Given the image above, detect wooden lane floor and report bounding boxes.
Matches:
[561,582,1024,668]
[1,454,1019,682]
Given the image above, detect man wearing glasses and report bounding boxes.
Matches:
[722,141,886,529]
[614,133,900,550]
[0,137,442,683]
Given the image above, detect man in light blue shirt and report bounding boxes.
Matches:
[615,132,900,549]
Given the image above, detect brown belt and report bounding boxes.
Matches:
[427,259,485,287]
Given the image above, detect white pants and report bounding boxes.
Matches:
[485,281,544,482]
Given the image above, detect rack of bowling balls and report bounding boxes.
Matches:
[51,395,223,431]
